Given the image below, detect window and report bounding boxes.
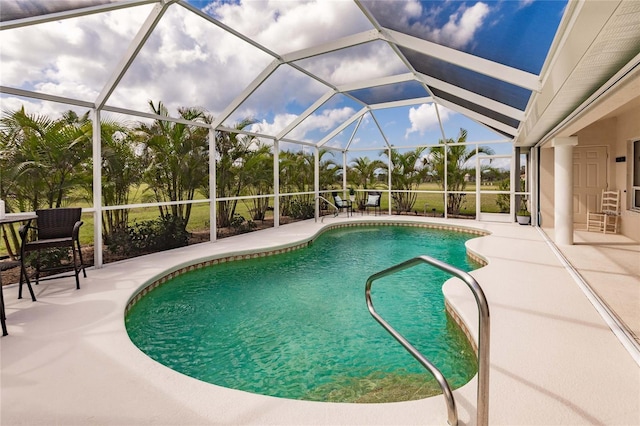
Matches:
[633,140,640,210]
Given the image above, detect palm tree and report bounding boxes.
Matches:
[382,147,429,214]
[99,120,144,240]
[278,148,339,218]
[278,149,313,217]
[348,156,385,190]
[213,119,257,228]
[425,128,494,215]
[0,107,91,211]
[239,141,273,221]
[318,148,340,190]
[136,101,210,228]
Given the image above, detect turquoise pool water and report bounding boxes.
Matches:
[126,225,479,402]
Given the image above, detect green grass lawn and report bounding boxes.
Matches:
[1,183,510,256]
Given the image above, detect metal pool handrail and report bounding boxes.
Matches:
[315,196,339,222]
[365,255,490,426]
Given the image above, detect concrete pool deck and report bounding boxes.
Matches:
[1,216,639,425]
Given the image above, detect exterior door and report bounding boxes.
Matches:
[573,146,607,223]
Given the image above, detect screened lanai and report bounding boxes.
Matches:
[2,2,640,425]
[1,0,639,267]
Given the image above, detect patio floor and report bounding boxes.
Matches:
[1,216,639,425]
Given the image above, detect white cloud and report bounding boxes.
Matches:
[0,4,155,103]
[0,0,117,20]
[249,113,298,137]
[287,107,356,141]
[403,0,423,20]
[205,0,372,55]
[363,0,490,50]
[428,3,490,49]
[296,42,406,86]
[107,5,278,117]
[405,103,451,138]
[0,0,488,146]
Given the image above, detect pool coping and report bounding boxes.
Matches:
[2,215,639,425]
[124,220,487,407]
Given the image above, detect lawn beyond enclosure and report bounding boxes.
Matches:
[0,182,509,258]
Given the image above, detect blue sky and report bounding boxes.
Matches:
[0,0,567,159]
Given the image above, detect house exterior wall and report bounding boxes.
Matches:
[616,108,640,240]
[575,117,616,185]
[540,147,554,229]
[538,106,640,242]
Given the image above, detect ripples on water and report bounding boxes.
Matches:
[126,226,479,402]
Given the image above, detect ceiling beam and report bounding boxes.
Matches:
[382,28,541,92]
[0,85,95,109]
[436,98,517,137]
[368,108,392,149]
[277,90,336,140]
[0,0,157,31]
[343,114,365,151]
[280,30,380,63]
[317,107,368,147]
[415,73,526,121]
[177,1,281,61]
[336,73,415,92]
[210,60,281,129]
[102,104,211,128]
[95,2,171,109]
[368,97,433,110]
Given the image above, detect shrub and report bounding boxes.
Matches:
[106,214,189,255]
[290,199,314,219]
[25,247,71,270]
[230,214,257,234]
[495,178,510,213]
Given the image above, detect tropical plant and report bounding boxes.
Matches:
[136,101,210,229]
[318,149,341,189]
[279,148,339,217]
[516,178,530,216]
[239,140,273,221]
[0,107,92,212]
[99,120,144,242]
[279,149,312,217]
[425,129,494,216]
[381,147,429,214]
[348,156,385,190]
[213,120,258,228]
[106,214,189,255]
[495,178,510,213]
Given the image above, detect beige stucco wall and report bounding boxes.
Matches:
[540,147,554,230]
[575,117,616,186]
[616,108,640,240]
[538,106,640,242]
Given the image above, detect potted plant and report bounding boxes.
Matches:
[348,187,356,202]
[516,197,531,225]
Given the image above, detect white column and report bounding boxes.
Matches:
[342,151,347,192]
[552,137,578,245]
[209,128,217,242]
[314,146,320,219]
[91,109,103,268]
[273,140,280,227]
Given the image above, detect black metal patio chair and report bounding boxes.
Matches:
[19,208,86,294]
[332,192,352,216]
[363,192,381,216]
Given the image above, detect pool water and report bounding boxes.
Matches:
[126,226,479,403]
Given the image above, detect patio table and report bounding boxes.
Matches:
[1,213,38,302]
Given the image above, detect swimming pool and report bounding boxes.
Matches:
[126,225,479,403]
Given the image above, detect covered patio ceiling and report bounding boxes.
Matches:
[1,0,639,150]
